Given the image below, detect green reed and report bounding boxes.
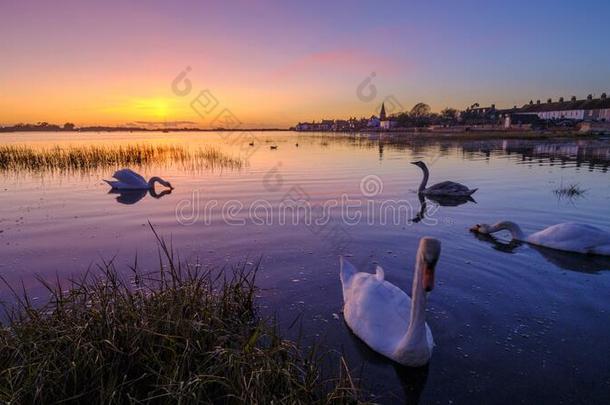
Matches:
[0,225,363,404]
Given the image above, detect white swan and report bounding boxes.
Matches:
[470,221,610,256]
[340,237,442,367]
[411,161,477,197]
[104,169,173,190]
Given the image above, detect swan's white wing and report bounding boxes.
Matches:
[343,273,412,358]
[112,169,148,188]
[527,223,610,254]
[340,257,359,301]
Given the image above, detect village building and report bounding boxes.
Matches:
[378,102,396,129]
[502,93,610,127]
[367,115,380,128]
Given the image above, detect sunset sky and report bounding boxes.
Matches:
[1,0,609,128]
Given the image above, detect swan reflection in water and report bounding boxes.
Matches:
[425,194,476,207]
[108,188,172,205]
[472,232,610,273]
[411,193,475,224]
[348,329,430,404]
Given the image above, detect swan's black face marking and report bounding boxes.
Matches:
[411,161,425,168]
[470,224,485,233]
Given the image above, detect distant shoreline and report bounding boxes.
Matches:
[0,127,288,133]
[2,128,608,140]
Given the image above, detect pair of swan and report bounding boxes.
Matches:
[341,223,609,368]
[104,169,173,191]
[410,160,609,255]
[470,221,610,256]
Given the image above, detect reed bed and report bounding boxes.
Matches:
[0,144,243,173]
[0,226,362,404]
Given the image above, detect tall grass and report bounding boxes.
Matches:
[0,144,243,173]
[0,226,362,404]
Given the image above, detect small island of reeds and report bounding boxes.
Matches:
[553,182,587,200]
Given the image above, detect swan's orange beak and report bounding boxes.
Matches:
[423,265,435,292]
[419,237,441,292]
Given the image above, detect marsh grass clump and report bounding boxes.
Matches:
[553,183,586,200]
[0,227,361,404]
[189,147,244,171]
[0,144,243,173]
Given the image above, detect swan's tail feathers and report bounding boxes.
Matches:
[468,188,478,195]
[104,179,118,189]
[375,265,385,281]
[340,256,357,285]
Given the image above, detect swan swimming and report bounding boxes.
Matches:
[412,161,477,197]
[470,221,610,256]
[104,169,173,191]
[340,237,442,367]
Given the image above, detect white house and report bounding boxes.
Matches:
[515,94,609,121]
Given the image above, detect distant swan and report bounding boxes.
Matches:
[471,221,610,256]
[412,161,477,197]
[104,169,173,190]
[340,237,442,367]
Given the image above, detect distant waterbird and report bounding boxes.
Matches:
[412,161,477,197]
[104,169,173,191]
[340,237,442,367]
[270,145,278,150]
[470,221,610,256]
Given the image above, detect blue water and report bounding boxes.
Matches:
[1,131,609,404]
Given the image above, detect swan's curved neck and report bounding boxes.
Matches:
[148,176,167,188]
[397,253,428,353]
[417,164,429,193]
[489,221,525,240]
[149,188,172,199]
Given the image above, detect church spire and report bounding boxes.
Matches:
[379,102,387,121]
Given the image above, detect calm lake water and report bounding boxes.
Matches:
[1,131,610,404]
